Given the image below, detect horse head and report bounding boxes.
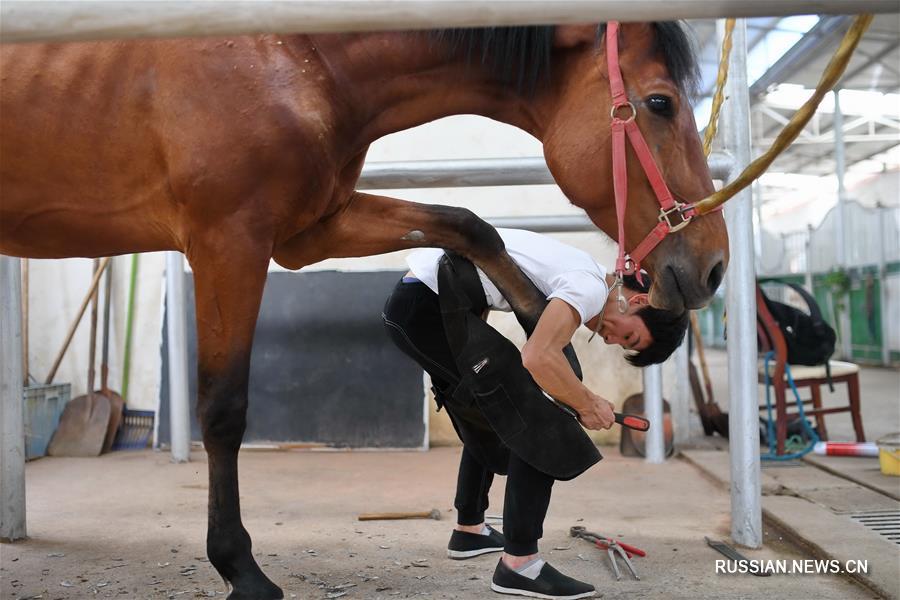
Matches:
[538,22,729,313]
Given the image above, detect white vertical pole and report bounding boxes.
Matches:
[166,251,191,463]
[878,207,890,366]
[752,180,764,272]
[0,256,27,541]
[643,364,665,463]
[833,89,848,267]
[833,89,853,360]
[805,226,814,292]
[722,19,762,549]
[671,340,692,447]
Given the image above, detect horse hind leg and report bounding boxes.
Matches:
[187,237,282,600]
[322,193,585,377]
[274,192,548,335]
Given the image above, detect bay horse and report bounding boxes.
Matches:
[0,22,728,598]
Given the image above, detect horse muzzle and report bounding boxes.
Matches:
[650,250,726,312]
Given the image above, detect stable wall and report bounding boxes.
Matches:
[25,253,166,413]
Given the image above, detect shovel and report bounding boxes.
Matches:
[619,392,674,458]
[100,260,125,453]
[47,259,112,457]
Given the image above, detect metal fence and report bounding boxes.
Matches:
[700,201,900,365]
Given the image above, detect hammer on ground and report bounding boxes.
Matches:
[358,509,442,521]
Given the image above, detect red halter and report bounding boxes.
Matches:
[605,21,700,312]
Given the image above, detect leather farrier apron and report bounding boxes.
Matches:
[436,252,601,481]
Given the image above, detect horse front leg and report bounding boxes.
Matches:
[187,236,282,600]
[275,192,549,336]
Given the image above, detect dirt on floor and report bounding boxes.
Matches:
[1,446,878,600]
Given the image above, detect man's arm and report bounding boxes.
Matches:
[520,298,615,430]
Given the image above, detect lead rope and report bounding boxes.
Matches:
[702,19,735,159]
[694,14,874,215]
[762,351,820,460]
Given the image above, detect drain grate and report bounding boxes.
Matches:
[849,510,900,545]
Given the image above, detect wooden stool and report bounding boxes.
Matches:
[756,287,865,455]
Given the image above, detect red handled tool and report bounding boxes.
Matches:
[570,526,645,580]
[615,413,649,432]
[594,539,646,558]
[548,395,650,432]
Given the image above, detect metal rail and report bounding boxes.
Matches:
[485,215,594,232]
[2,1,896,44]
[165,253,191,464]
[643,364,665,464]
[0,256,26,541]
[358,153,734,190]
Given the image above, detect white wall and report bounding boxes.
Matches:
[26,253,165,412]
[288,114,589,274]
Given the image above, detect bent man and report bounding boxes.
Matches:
[383,228,687,599]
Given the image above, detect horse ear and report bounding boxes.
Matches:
[554,25,598,49]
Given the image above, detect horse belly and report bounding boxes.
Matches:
[0,43,178,258]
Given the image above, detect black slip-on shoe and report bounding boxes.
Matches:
[447,525,506,559]
[491,559,596,599]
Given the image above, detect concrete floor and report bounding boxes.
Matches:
[2,446,875,600]
[684,447,899,599]
[4,349,895,599]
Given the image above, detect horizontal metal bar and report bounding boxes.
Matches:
[2,1,897,44]
[358,153,733,190]
[358,157,554,189]
[485,215,595,233]
[758,134,900,145]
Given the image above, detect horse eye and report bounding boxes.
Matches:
[646,95,673,117]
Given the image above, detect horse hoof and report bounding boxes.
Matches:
[226,578,283,600]
[227,588,283,600]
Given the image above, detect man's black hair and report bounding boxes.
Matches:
[620,272,689,367]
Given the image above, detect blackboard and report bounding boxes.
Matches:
[158,270,427,448]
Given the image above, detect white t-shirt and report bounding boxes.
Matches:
[406,228,608,325]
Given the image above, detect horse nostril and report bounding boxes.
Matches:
[706,260,725,293]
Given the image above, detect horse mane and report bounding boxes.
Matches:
[430,22,700,98]
[646,22,702,99]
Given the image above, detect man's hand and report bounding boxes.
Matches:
[577,393,616,430]
[521,298,616,431]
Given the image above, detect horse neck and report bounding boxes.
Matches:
[306,31,549,148]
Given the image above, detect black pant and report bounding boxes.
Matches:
[383,278,553,556]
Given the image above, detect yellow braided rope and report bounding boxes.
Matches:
[702,18,735,158]
[691,19,734,389]
[694,14,874,215]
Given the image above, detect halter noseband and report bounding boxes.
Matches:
[606,21,705,312]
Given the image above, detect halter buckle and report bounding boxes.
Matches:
[612,272,628,314]
[659,202,692,233]
[610,101,636,123]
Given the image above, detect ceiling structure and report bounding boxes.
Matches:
[686,13,900,178]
